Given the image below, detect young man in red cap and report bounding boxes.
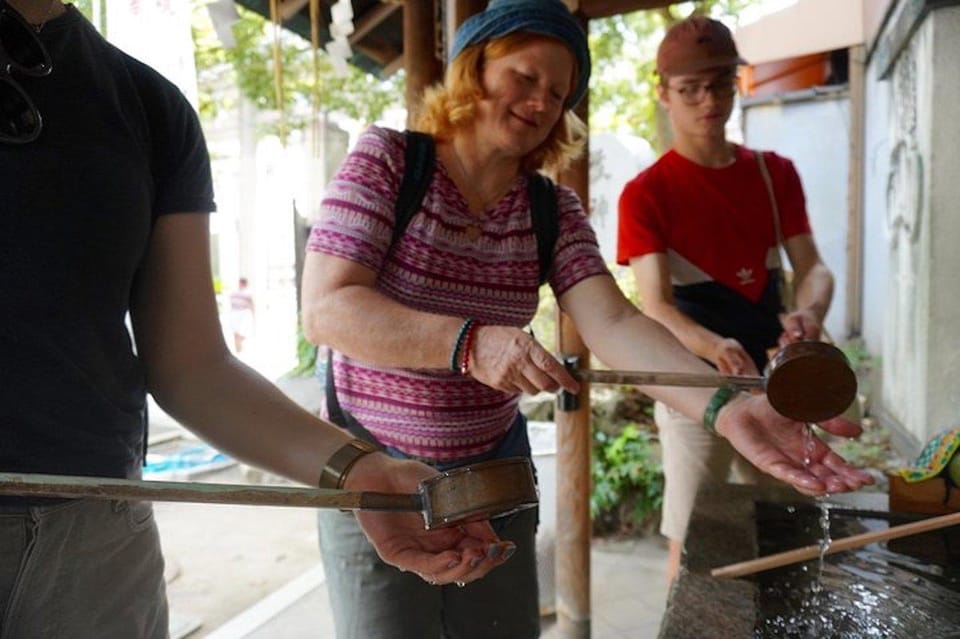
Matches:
[616,16,843,581]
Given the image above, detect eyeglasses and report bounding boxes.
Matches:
[0,1,52,144]
[668,79,738,106]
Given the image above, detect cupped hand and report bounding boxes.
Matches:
[715,394,874,496]
[468,325,579,395]
[344,453,516,586]
[779,309,822,346]
[711,338,759,376]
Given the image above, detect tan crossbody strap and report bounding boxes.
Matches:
[755,150,787,280]
[755,150,835,344]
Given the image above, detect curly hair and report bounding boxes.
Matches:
[414,33,586,175]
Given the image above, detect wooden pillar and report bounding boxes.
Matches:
[403,0,443,127]
[845,44,866,339]
[555,51,591,638]
[446,0,487,32]
[443,0,487,58]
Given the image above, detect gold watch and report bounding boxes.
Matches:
[318,439,379,490]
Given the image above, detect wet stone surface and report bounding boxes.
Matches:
[660,485,960,639]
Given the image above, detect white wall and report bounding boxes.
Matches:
[860,64,892,364]
[588,133,656,265]
[862,4,960,444]
[742,96,852,341]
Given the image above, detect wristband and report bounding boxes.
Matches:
[318,439,379,490]
[458,321,479,375]
[703,385,737,435]
[450,318,475,372]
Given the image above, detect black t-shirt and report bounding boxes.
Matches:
[0,7,215,486]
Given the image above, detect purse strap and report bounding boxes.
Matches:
[755,151,786,267]
[753,151,793,311]
[755,150,836,343]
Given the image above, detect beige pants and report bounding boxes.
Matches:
[656,401,782,542]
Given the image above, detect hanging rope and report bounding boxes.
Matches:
[309,0,321,164]
[268,0,287,144]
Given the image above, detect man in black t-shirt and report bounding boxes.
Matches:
[0,3,516,636]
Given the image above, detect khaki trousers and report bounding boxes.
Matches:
[656,401,783,541]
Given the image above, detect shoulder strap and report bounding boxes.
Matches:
[527,173,558,286]
[392,130,436,246]
[393,132,557,286]
[327,131,435,427]
[755,150,785,257]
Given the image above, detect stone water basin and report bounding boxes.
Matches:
[659,485,960,639]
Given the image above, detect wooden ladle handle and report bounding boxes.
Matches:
[571,341,857,423]
[711,509,960,579]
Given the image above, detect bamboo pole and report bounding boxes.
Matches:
[0,472,421,512]
[268,0,286,143]
[711,510,960,579]
[575,369,763,389]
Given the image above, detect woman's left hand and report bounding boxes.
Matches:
[343,454,516,586]
[714,394,874,496]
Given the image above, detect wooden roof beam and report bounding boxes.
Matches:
[349,2,401,45]
[579,0,677,19]
[279,0,309,22]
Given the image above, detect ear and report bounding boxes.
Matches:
[656,83,670,109]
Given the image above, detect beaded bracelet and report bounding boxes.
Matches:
[450,318,475,372]
[703,385,737,435]
[458,321,479,375]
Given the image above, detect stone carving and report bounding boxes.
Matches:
[883,42,924,424]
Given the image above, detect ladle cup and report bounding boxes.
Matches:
[568,341,857,423]
[0,457,538,530]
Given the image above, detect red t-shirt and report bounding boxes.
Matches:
[617,145,811,304]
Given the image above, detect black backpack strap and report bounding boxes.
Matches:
[392,130,436,246]
[324,347,347,428]
[527,173,558,286]
[327,130,436,433]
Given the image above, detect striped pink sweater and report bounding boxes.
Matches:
[307,126,609,461]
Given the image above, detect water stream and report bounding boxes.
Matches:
[752,502,960,638]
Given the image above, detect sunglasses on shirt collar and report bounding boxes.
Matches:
[0,1,53,144]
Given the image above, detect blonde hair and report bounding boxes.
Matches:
[414,33,586,175]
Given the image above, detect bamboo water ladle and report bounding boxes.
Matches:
[0,457,538,530]
[570,341,857,423]
[711,509,960,579]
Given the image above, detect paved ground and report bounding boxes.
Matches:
[158,491,668,638]
[152,337,670,638]
[153,431,670,639]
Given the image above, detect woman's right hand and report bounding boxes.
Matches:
[468,325,579,395]
[345,453,516,587]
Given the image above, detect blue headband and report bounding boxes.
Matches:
[449,0,591,108]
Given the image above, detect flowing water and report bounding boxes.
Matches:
[752,502,960,638]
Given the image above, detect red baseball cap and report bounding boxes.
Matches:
[656,16,747,76]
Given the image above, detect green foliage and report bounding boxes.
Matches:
[72,0,94,19]
[588,0,761,149]
[591,424,664,536]
[191,5,403,131]
[530,283,558,356]
[289,323,319,377]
